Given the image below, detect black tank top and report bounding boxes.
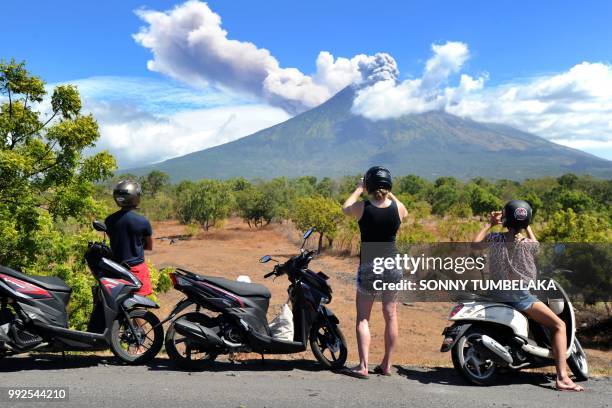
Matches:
[358,200,401,243]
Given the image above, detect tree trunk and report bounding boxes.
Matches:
[318,232,324,253]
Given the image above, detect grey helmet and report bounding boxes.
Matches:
[113,180,141,208]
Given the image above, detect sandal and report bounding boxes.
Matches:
[373,365,392,376]
[339,367,369,380]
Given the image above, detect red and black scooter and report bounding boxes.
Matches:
[162,228,348,370]
[0,221,163,364]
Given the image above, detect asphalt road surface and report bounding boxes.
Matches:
[0,355,609,408]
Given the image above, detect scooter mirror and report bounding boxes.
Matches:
[303,228,314,240]
[93,220,107,232]
[259,255,272,263]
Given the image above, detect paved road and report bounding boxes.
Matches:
[0,355,608,408]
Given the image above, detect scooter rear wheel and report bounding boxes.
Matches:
[310,320,347,369]
[452,327,498,386]
[110,309,164,365]
[165,312,219,370]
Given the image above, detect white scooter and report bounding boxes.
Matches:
[440,277,589,385]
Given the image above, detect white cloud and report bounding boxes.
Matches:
[446,62,612,157]
[133,0,397,114]
[352,41,486,119]
[422,42,470,90]
[87,99,289,168]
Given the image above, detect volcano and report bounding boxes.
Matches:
[128,86,612,181]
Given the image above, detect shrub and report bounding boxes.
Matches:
[235,185,275,227]
[291,195,343,251]
[176,179,234,230]
[539,209,612,242]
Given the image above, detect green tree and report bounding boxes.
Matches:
[523,191,543,218]
[227,177,251,192]
[315,176,335,198]
[431,184,460,215]
[434,176,459,189]
[259,177,294,221]
[290,176,317,197]
[554,189,593,213]
[396,174,431,199]
[291,195,343,252]
[140,170,170,196]
[539,209,611,242]
[545,244,611,308]
[337,174,362,199]
[235,185,275,228]
[0,60,116,329]
[557,173,579,189]
[0,59,115,267]
[466,183,502,216]
[176,179,233,230]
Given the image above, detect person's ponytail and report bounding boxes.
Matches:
[373,188,389,201]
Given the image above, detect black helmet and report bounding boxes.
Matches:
[502,200,532,229]
[364,166,393,193]
[113,180,141,208]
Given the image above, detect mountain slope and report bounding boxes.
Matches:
[128,86,612,181]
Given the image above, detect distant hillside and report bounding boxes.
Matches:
[128,86,612,181]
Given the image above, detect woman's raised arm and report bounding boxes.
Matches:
[342,179,364,219]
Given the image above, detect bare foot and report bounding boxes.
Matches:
[556,377,585,392]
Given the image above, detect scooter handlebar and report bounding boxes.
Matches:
[264,264,281,278]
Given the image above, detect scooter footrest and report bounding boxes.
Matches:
[11,326,42,348]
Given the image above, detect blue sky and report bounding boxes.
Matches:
[2,0,612,166]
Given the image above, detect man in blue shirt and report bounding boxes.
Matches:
[105,180,153,296]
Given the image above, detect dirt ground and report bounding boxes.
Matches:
[148,218,611,373]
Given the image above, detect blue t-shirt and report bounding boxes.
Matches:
[105,209,153,267]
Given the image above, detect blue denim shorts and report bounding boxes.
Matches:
[356,263,402,298]
[505,290,538,311]
[490,290,538,311]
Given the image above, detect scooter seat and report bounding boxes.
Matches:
[0,266,71,292]
[197,275,271,298]
[451,292,496,303]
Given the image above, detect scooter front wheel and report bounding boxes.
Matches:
[110,309,164,365]
[567,338,588,381]
[310,319,347,369]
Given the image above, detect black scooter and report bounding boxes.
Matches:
[0,221,164,364]
[163,228,348,370]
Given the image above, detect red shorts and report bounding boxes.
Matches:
[130,262,153,296]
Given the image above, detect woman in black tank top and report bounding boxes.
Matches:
[341,167,407,378]
[359,199,401,242]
